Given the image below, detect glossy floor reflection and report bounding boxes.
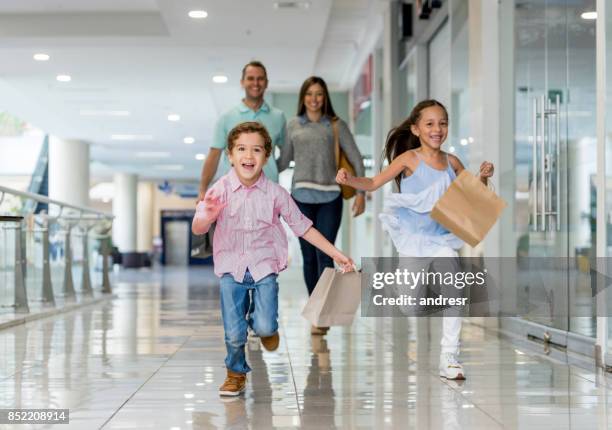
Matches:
[1,266,612,429]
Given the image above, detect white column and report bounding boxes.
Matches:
[48,137,90,207]
[466,0,511,258]
[372,47,385,258]
[137,182,155,253]
[112,173,137,253]
[595,0,608,367]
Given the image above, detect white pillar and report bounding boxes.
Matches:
[112,173,137,253]
[48,137,90,207]
[137,182,155,253]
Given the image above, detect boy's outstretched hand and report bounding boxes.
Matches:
[200,191,227,221]
[193,190,227,235]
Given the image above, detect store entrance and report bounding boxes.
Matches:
[513,0,597,347]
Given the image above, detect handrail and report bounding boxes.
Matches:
[0,185,113,219]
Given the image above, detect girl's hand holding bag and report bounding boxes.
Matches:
[430,170,506,247]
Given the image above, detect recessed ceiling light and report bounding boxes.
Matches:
[184,136,195,144]
[136,151,171,158]
[273,1,310,10]
[188,10,208,19]
[111,134,153,141]
[212,75,228,84]
[168,114,180,122]
[153,164,184,171]
[80,110,130,117]
[56,74,71,82]
[195,153,206,160]
[33,53,50,61]
[581,11,597,20]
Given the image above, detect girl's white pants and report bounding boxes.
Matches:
[399,246,461,354]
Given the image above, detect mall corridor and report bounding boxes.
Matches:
[1,266,611,430]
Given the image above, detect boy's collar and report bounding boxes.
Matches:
[228,168,268,193]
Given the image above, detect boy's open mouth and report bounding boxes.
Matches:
[241,162,255,170]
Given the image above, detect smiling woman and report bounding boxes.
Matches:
[277,76,366,333]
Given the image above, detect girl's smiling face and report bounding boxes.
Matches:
[410,105,448,150]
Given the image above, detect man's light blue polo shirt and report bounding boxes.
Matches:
[211,100,286,183]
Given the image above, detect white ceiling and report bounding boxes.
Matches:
[0,0,387,181]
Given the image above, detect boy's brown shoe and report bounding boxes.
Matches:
[260,332,280,351]
[219,370,247,397]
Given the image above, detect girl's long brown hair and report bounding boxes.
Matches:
[383,99,448,187]
[297,76,337,119]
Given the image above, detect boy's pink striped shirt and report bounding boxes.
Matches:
[208,169,313,282]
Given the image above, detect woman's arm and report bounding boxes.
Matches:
[276,121,294,172]
[335,119,367,216]
[336,119,365,177]
[337,152,409,192]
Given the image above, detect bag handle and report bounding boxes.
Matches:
[337,263,359,274]
[469,168,495,192]
[332,119,340,168]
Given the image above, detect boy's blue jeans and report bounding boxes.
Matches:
[219,270,279,374]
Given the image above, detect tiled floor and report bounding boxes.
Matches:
[1,265,612,429]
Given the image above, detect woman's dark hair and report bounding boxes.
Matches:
[297,76,337,119]
[383,99,448,187]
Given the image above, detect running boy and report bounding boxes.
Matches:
[193,121,354,397]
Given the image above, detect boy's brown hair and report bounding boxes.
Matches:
[227,121,273,157]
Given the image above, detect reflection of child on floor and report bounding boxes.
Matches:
[193,121,354,397]
[337,100,494,380]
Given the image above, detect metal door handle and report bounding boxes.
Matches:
[540,95,546,231]
[555,94,560,231]
[532,97,538,231]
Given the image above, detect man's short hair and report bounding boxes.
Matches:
[227,121,272,157]
[241,61,268,80]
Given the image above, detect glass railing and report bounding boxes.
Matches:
[0,185,113,316]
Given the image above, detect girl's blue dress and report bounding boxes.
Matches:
[379,154,464,256]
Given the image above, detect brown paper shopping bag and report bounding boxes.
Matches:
[431,170,507,247]
[302,268,361,327]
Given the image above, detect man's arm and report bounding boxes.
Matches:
[198,148,222,201]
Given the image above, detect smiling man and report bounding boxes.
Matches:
[198,61,287,201]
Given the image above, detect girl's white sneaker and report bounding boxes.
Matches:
[439,353,466,380]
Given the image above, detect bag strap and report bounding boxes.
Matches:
[470,168,495,192]
[332,119,340,168]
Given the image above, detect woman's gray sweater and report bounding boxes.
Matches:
[277,116,365,192]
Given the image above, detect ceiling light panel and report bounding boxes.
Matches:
[136,151,170,158]
[111,134,153,141]
[80,110,130,117]
[33,53,50,61]
[188,10,208,19]
[273,1,310,9]
[581,11,596,20]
